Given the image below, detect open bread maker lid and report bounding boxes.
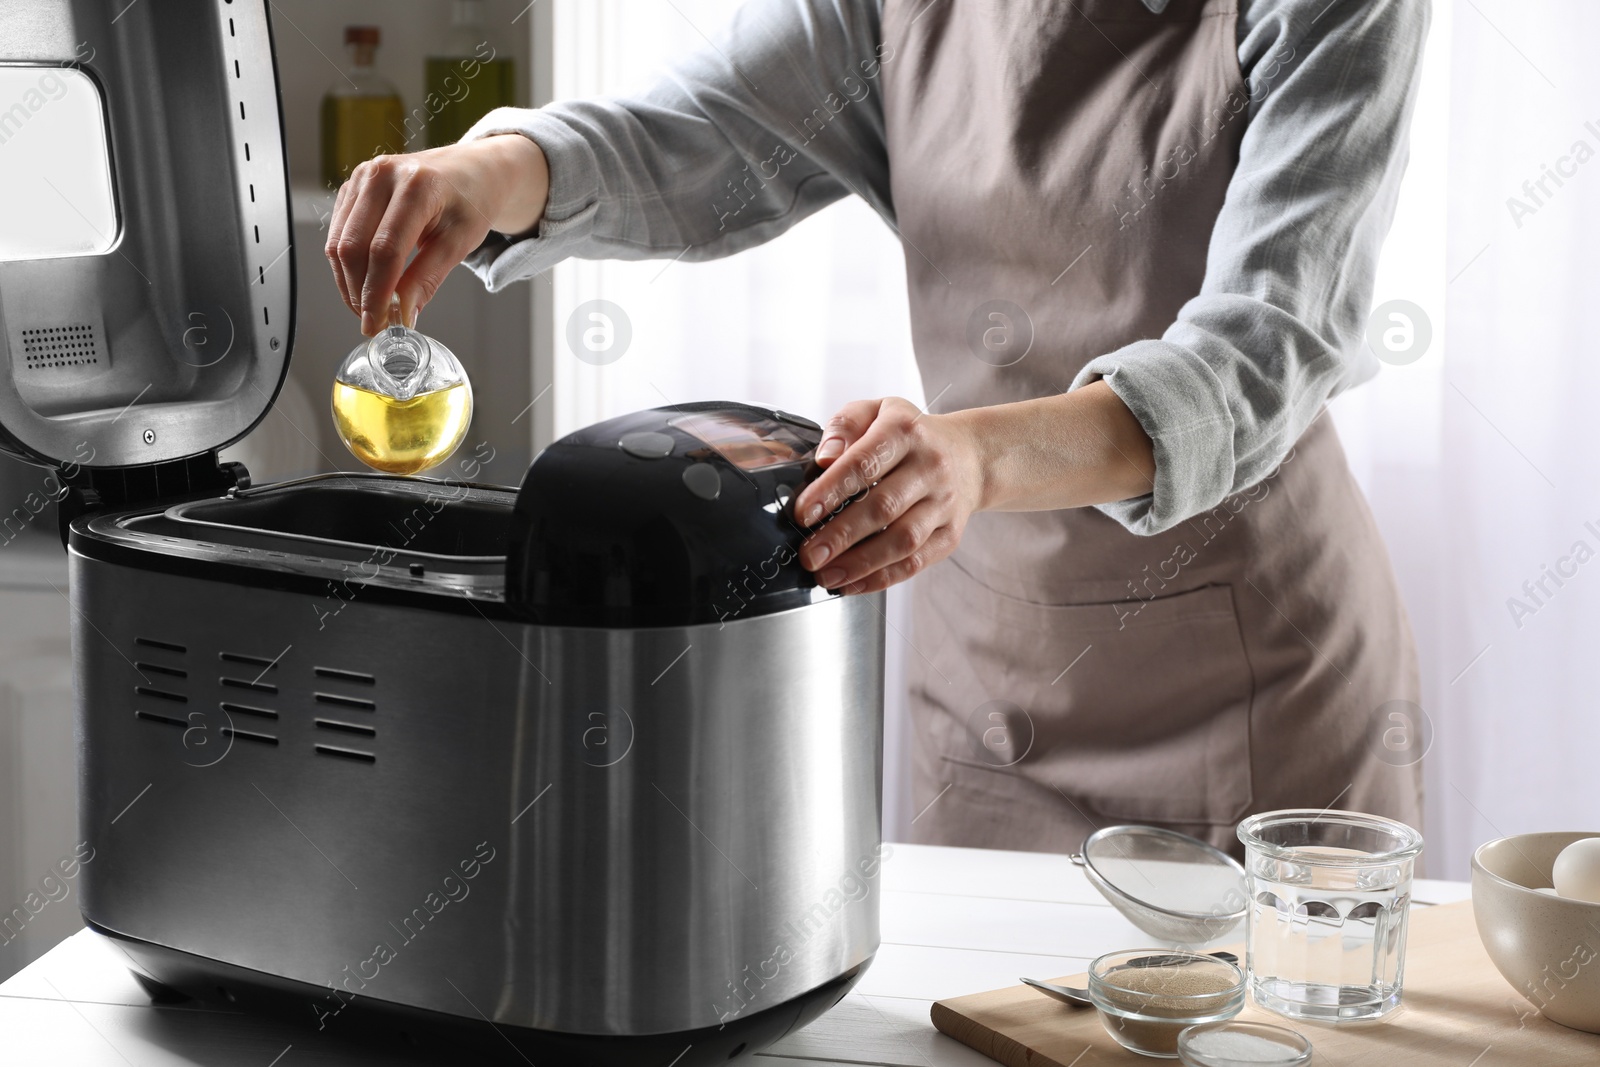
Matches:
[0,1,293,473]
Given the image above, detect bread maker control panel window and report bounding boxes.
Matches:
[669,410,815,471]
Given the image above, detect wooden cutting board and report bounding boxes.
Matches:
[932,901,1598,1066]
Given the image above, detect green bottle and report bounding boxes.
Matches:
[425,0,516,149]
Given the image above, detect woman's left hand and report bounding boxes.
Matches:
[792,397,986,595]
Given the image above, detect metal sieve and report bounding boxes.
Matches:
[1073,824,1249,945]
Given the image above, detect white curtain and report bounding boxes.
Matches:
[1336,0,1600,878]
[553,1,1594,874]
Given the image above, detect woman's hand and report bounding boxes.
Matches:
[325,134,550,336]
[791,384,1157,594]
[792,398,987,595]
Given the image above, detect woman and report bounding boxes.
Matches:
[327,0,1428,857]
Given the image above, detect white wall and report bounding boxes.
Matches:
[0,548,76,984]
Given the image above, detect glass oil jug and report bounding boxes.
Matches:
[332,302,473,475]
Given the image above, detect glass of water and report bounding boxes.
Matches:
[1236,809,1423,1022]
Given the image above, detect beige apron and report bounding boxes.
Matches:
[880,0,1423,857]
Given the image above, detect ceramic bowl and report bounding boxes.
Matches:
[1471,831,1600,1033]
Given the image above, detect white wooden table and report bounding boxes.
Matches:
[0,843,1472,1066]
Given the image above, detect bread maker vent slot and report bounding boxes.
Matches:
[135,637,187,654]
[222,726,277,745]
[221,677,277,695]
[315,744,376,764]
[314,666,374,685]
[220,702,278,721]
[135,710,186,729]
[135,686,187,704]
[135,662,188,680]
[20,324,102,371]
[221,651,280,669]
[315,718,376,738]
[314,692,374,712]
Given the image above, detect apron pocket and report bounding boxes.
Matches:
[915,559,1256,828]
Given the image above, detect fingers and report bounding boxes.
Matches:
[327,161,376,316]
[326,157,402,334]
[800,465,925,572]
[789,398,976,596]
[324,156,428,334]
[812,498,944,590]
[360,174,445,334]
[395,223,488,324]
[839,523,959,596]
[326,149,502,334]
[795,397,920,526]
[325,178,361,315]
[814,398,881,466]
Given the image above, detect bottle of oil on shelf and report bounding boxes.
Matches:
[321,26,405,187]
[425,0,516,148]
[332,300,473,476]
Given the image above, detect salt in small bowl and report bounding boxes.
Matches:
[1177,1020,1313,1067]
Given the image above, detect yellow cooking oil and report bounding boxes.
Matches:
[321,94,406,187]
[424,0,517,148]
[424,56,515,148]
[331,380,472,475]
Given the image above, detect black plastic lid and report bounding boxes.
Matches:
[506,402,831,627]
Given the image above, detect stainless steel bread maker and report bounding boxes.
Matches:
[0,3,886,1063]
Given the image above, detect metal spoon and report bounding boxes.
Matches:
[1021,951,1240,1008]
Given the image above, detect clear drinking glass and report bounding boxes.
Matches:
[1236,809,1423,1022]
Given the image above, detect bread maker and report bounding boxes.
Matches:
[0,3,886,1062]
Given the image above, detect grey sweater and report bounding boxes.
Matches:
[462,0,1429,534]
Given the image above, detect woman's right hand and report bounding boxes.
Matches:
[325,133,550,336]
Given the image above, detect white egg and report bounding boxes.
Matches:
[1552,837,1600,904]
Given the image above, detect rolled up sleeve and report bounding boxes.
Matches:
[1073,0,1430,534]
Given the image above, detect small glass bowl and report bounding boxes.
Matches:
[1178,1021,1313,1067]
[1088,949,1246,1058]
